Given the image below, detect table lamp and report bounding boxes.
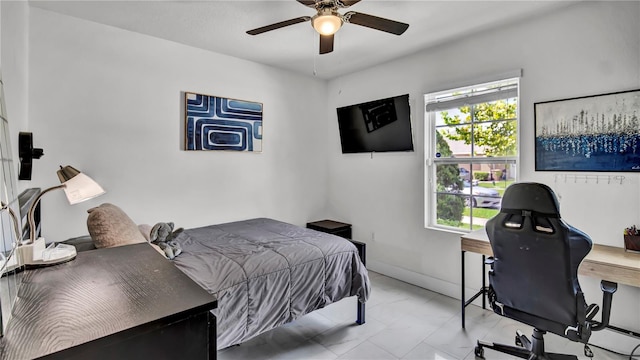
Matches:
[20,165,105,266]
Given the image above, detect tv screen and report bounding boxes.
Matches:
[336,94,414,153]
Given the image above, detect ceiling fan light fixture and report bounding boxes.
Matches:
[312,11,343,36]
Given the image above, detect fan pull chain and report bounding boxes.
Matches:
[313,30,318,76]
[313,54,317,76]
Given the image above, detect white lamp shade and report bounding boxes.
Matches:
[312,14,342,35]
[62,173,105,205]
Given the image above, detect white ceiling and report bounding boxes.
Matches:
[29,0,575,79]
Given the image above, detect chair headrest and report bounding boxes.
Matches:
[500,182,560,216]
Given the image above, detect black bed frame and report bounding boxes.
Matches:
[353,239,367,325]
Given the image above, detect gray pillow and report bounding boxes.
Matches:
[87,203,146,248]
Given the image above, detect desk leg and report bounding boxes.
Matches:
[461,250,466,329]
[482,255,486,310]
[462,250,490,329]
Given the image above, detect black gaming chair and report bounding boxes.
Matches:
[475,182,617,360]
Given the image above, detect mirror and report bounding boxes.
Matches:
[0,70,24,336]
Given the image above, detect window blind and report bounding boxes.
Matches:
[425,83,518,112]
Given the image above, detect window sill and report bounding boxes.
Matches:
[425,225,483,235]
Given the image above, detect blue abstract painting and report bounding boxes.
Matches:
[185,92,263,152]
[535,89,640,172]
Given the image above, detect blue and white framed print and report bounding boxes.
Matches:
[535,89,640,172]
[185,92,263,152]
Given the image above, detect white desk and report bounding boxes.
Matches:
[460,229,640,336]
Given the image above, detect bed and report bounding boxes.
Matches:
[81,207,370,350]
[169,217,370,349]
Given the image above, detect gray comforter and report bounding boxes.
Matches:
[172,218,370,349]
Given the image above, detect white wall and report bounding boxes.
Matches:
[1,1,30,185]
[327,0,640,348]
[27,8,329,241]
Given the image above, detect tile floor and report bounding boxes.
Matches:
[217,272,629,360]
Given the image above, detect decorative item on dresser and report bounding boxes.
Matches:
[0,243,218,360]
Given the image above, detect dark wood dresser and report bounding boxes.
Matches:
[0,243,217,359]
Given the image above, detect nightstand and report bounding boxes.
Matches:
[0,243,217,360]
[306,219,366,266]
[306,219,352,239]
[306,219,367,325]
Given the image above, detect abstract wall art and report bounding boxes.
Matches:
[535,89,640,172]
[185,92,263,152]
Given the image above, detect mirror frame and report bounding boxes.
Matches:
[0,70,25,336]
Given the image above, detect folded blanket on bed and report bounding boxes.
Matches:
[172,217,370,349]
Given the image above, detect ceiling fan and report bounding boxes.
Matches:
[246,0,409,55]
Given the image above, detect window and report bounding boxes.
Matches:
[425,77,519,232]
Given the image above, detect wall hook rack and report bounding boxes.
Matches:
[553,174,625,185]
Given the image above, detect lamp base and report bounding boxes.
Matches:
[19,238,77,267]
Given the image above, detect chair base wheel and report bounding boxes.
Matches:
[475,345,485,359]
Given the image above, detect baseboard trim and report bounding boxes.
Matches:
[367,260,461,299]
[367,259,491,307]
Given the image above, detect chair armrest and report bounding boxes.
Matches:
[590,280,617,331]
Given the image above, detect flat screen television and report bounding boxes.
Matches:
[336,94,414,153]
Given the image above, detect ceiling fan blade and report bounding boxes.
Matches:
[247,16,311,35]
[344,12,409,35]
[296,0,317,7]
[337,0,362,7]
[319,34,334,54]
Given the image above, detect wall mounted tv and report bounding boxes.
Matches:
[336,94,414,154]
